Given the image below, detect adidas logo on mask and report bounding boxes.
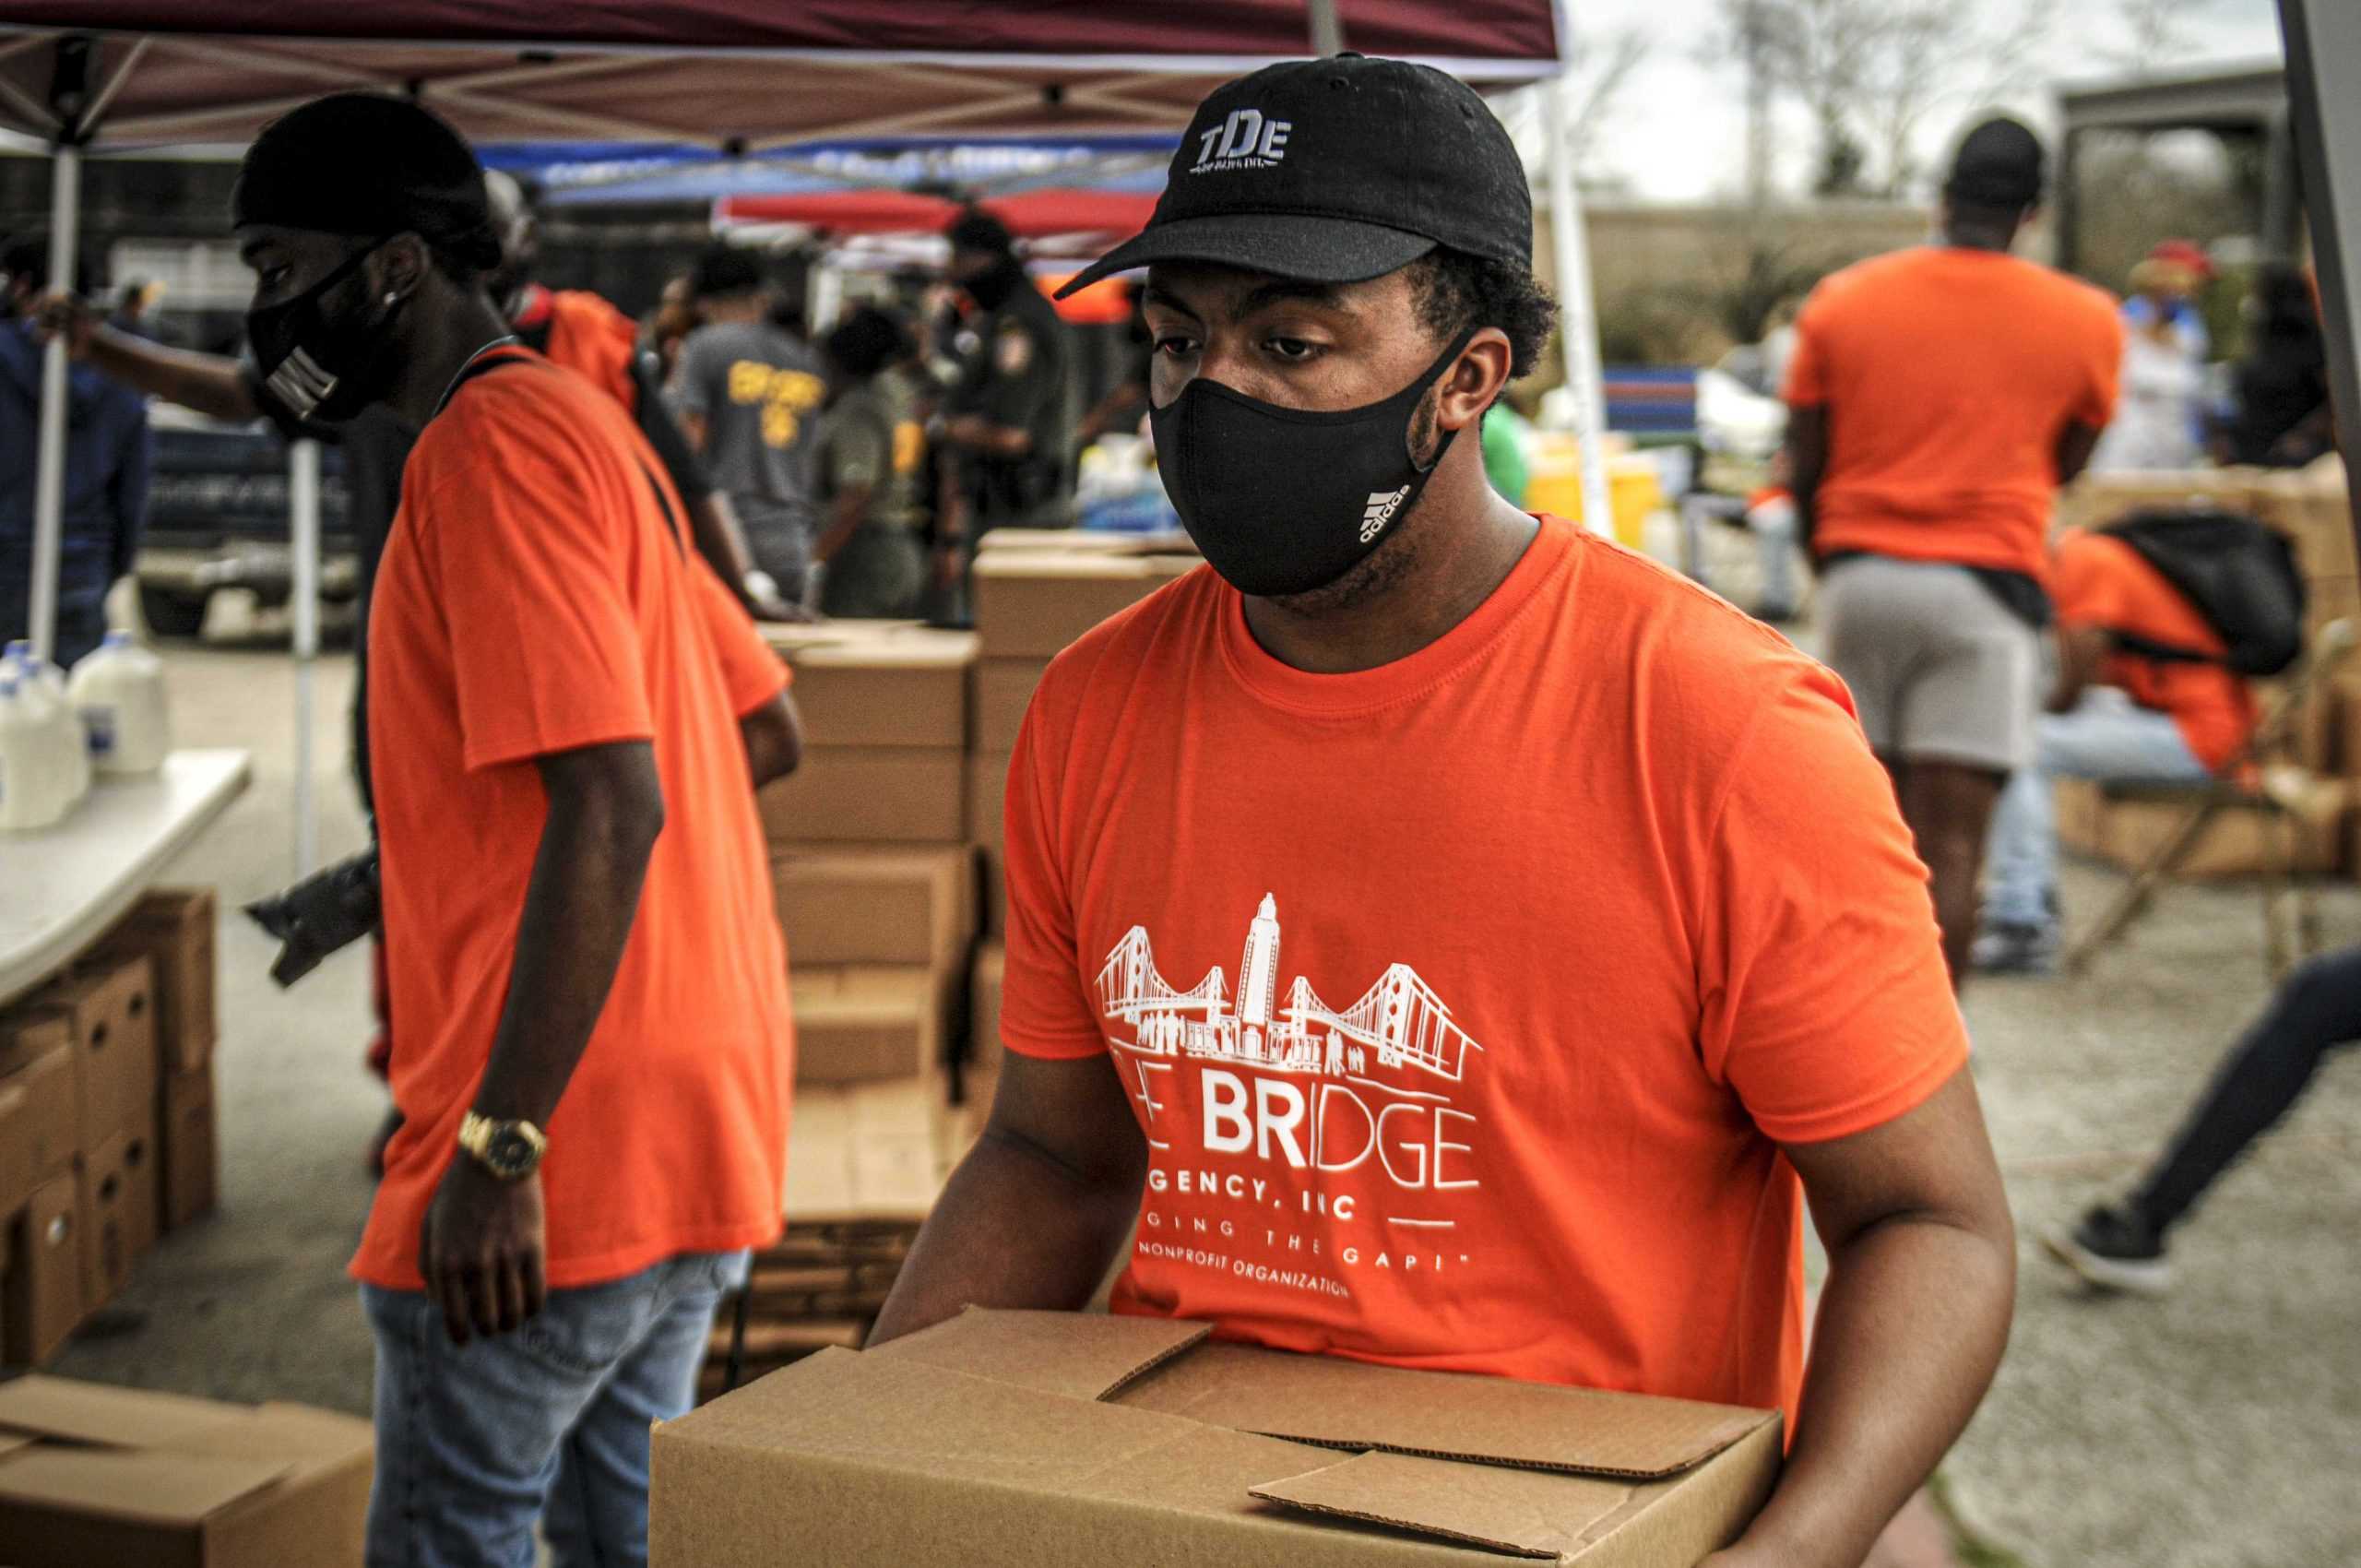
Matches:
[1360,485,1410,543]
[1192,108,1293,173]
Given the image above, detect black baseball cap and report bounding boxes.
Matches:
[1055,53,1529,298]
[1943,115,2046,210]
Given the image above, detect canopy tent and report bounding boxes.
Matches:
[0,0,1614,682]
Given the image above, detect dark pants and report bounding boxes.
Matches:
[2133,946,2361,1232]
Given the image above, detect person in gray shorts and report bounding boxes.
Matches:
[1784,116,2122,986]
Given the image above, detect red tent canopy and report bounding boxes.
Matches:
[0,4,1560,148]
[715,187,1158,242]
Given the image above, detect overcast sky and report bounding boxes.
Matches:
[1537,0,2288,202]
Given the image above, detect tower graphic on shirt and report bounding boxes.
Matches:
[1095,894,1480,1082]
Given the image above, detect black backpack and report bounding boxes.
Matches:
[2096,507,2308,677]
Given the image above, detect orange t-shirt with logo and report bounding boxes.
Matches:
[1786,246,2123,581]
[354,348,795,1292]
[1000,516,1968,1420]
[2054,529,2255,771]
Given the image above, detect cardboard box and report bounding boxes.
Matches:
[2248,466,2359,584]
[2055,778,2105,860]
[783,1076,955,1227]
[120,1118,161,1261]
[161,1066,219,1231]
[793,967,952,1087]
[651,1310,1782,1567]
[100,887,218,1074]
[0,1374,373,1566]
[976,529,1196,557]
[0,1022,76,1214]
[772,849,974,969]
[2255,672,2341,773]
[78,1131,143,1309]
[969,751,1011,858]
[971,552,1198,659]
[970,659,1049,754]
[37,956,157,1156]
[3,1174,82,1365]
[760,749,967,847]
[761,624,979,750]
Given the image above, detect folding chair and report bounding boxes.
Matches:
[2063,619,2356,978]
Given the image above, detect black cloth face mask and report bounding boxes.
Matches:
[1150,328,1476,598]
[246,240,404,423]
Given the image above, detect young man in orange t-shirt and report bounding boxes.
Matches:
[1976,528,2254,971]
[1784,116,2123,987]
[871,56,2015,1568]
[231,95,801,1565]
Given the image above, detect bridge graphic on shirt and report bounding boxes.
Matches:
[1095,896,1481,1085]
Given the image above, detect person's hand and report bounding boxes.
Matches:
[33,290,96,359]
[738,569,799,623]
[418,1154,546,1346]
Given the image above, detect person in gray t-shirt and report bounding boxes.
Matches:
[674,244,827,600]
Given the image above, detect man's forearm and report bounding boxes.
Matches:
[88,324,258,422]
[470,774,663,1131]
[814,490,870,564]
[867,1130,1141,1346]
[685,489,759,589]
[1724,1217,2014,1568]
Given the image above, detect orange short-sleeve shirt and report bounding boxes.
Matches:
[2053,529,2256,771]
[1786,246,2124,581]
[355,349,794,1292]
[999,517,1967,1421]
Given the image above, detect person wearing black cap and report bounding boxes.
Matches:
[1781,113,2122,992]
[935,207,1075,575]
[870,55,2013,1568]
[675,243,827,607]
[229,92,800,1567]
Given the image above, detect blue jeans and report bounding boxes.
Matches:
[361,1249,748,1568]
[1986,688,2210,927]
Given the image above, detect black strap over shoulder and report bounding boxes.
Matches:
[434,345,687,557]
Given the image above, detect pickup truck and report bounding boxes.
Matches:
[136,410,355,636]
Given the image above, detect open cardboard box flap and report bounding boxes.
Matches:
[884,1311,1764,1479]
[0,1374,251,1451]
[821,1310,1782,1561]
[0,1445,297,1528]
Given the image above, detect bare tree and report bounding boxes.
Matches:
[1715,0,2057,200]
[2112,0,2201,69]
[1561,24,1653,181]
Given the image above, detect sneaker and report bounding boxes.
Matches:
[1971,921,2058,975]
[2042,1201,2173,1295]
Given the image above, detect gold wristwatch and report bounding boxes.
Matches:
[457,1111,548,1181]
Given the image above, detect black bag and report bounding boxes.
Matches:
[2098,507,2308,677]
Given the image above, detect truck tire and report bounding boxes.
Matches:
[139,586,208,638]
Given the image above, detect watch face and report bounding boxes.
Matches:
[488,1128,538,1177]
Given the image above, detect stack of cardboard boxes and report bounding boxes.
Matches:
[0,888,219,1367]
[716,623,981,1393]
[964,531,1200,1123]
[2051,459,2358,876]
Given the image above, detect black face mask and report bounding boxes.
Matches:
[960,255,1026,311]
[246,241,404,423]
[1150,329,1475,599]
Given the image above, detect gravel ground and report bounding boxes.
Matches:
[45,637,2361,1567]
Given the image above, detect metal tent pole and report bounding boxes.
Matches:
[1307,0,1345,57]
[290,438,323,876]
[27,139,77,660]
[1542,77,1614,538]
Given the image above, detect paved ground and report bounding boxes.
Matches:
[43,637,2361,1567]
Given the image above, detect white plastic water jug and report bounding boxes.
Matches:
[0,672,67,830]
[3,646,88,808]
[68,631,170,774]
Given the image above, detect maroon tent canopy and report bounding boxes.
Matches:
[0,3,1560,148]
